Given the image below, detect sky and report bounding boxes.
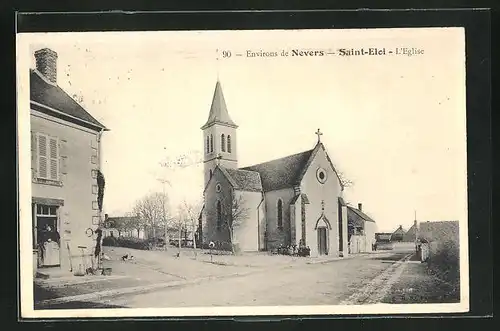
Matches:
[21,28,467,232]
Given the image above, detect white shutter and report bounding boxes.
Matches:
[49,137,59,180]
[37,134,48,179]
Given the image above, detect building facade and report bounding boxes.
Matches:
[199,81,349,257]
[30,48,107,273]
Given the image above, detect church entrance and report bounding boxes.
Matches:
[317,227,328,255]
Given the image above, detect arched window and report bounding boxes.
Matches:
[277,199,283,229]
[206,136,210,153]
[227,135,232,153]
[221,134,226,152]
[210,135,213,153]
[216,201,222,230]
[209,169,213,179]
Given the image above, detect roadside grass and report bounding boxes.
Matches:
[382,262,460,304]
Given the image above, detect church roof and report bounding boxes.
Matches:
[30,69,107,131]
[201,81,237,129]
[223,168,262,192]
[240,149,314,192]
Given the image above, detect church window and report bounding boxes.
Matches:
[206,136,210,153]
[210,135,214,153]
[227,135,232,153]
[221,134,226,152]
[316,167,328,184]
[209,169,213,179]
[277,199,283,229]
[216,201,222,230]
[215,183,222,193]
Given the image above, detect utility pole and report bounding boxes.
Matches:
[157,178,171,251]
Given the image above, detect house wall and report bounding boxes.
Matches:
[31,109,102,271]
[300,147,342,257]
[263,187,295,250]
[341,204,349,256]
[363,221,378,252]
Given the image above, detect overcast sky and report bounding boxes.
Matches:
[21,28,466,232]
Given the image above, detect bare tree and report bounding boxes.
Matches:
[132,192,170,241]
[221,191,250,254]
[337,171,354,188]
[178,199,203,258]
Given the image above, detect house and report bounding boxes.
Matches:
[347,203,378,253]
[403,220,419,242]
[375,233,393,243]
[199,81,349,257]
[102,214,146,239]
[391,225,406,242]
[30,48,108,272]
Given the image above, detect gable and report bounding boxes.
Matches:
[297,143,343,190]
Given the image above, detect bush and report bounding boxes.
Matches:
[102,236,118,247]
[428,239,460,287]
[102,236,150,250]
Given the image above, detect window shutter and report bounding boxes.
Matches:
[49,137,59,180]
[60,139,68,175]
[38,134,48,179]
[31,132,37,177]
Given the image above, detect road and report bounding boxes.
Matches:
[91,250,412,308]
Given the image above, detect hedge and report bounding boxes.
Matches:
[102,236,150,250]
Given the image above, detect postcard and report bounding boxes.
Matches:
[17,27,468,318]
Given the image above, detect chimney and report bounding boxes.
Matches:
[34,48,58,84]
[358,203,362,211]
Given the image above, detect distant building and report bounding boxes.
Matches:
[375,233,393,243]
[30,48,108,272]
[391,225,406,242]
[347,203,377,253]
[403,220,419,242]
[102,214,146,239]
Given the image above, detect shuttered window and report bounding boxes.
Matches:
[36,133,59,181]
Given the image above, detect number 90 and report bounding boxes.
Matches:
[222,50,231,58]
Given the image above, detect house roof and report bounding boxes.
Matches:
[347,205,376,226]
[392,226,406,235]
[240,149,314,192]
[30,70,107,130]
[418,221,459,243]
[223,167,262,192]
[201,80,237,129]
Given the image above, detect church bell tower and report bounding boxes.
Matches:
[201,80,238,187]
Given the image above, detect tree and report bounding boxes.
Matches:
[178,199,203,258]
[132,191,170,241]
[221,191,250,254]
[337,171,354,188]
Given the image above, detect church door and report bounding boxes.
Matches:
[317,227,328,256]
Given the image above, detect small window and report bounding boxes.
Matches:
[92,201,99,210]
[277,199,283,229]
[215,183,222,192]
[227,135,232,153]
[210,135,214,153]
[221,134,226,152]
[209,169,213,179]
[206,136,210,153]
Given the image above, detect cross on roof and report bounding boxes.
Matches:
[315,128,323,142]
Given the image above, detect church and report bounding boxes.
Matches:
[198,81,349,257]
